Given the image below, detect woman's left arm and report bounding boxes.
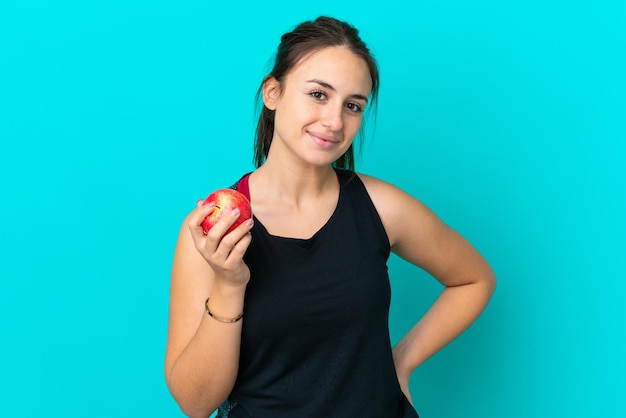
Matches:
[359,174,496,403]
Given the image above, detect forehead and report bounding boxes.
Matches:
[287,46,373,95]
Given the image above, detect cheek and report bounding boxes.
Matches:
[346,116,363,135]
[276,99,312,126]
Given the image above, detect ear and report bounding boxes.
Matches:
[262,76,281,110]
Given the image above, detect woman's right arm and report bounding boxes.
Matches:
[165,201,253,418]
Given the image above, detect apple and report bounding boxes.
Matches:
[201,188,252,234]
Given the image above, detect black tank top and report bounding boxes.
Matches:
[219,168,419,418]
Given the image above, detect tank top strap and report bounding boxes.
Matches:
[232,173,252,201]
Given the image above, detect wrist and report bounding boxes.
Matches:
[205,297,244,323]
[208,281,247,319]
[212,278,248,297]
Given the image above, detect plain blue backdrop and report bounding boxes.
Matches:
[1,1,624,417]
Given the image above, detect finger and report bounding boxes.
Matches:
[188,202,215,230]
[223,217,254,247]
[212,216,254,261]
[224,231,253,266]
[204,207,243,240]
[187,202,216,250]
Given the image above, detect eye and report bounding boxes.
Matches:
[346,102,363,113]
[309,90,327,101]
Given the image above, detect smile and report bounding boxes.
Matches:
[308,131,340,148]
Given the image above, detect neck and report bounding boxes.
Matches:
[251,159,338,208]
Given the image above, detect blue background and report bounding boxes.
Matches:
[1,1,624,417]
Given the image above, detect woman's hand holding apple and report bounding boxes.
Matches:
[188,198,254,289]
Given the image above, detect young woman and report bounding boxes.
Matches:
[165,16,496,418]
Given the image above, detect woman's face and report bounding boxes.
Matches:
[264,46,373,168]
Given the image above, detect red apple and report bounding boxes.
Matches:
[201,188,252,234]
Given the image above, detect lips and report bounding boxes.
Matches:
[308,131,340,147]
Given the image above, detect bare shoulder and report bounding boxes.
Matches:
[356,172,400,200]
[356,173,440,248]
[357,172,494,288]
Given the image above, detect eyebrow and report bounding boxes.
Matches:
[306,79,369,102]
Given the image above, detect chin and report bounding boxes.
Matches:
[304,147,351,167]
[303,154,344,168]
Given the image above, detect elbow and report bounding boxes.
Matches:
[169,387,219,418]
[179,405,217,418]
[465,264,496,303]
[480,261,497,291]
[480,267,497,304]
[485,267,496,293]
[166,371,221,418]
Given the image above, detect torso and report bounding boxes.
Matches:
[223,168,419,418]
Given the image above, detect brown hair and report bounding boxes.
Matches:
[254,16,380,170]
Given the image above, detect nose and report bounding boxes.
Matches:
[321,104,344,131]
